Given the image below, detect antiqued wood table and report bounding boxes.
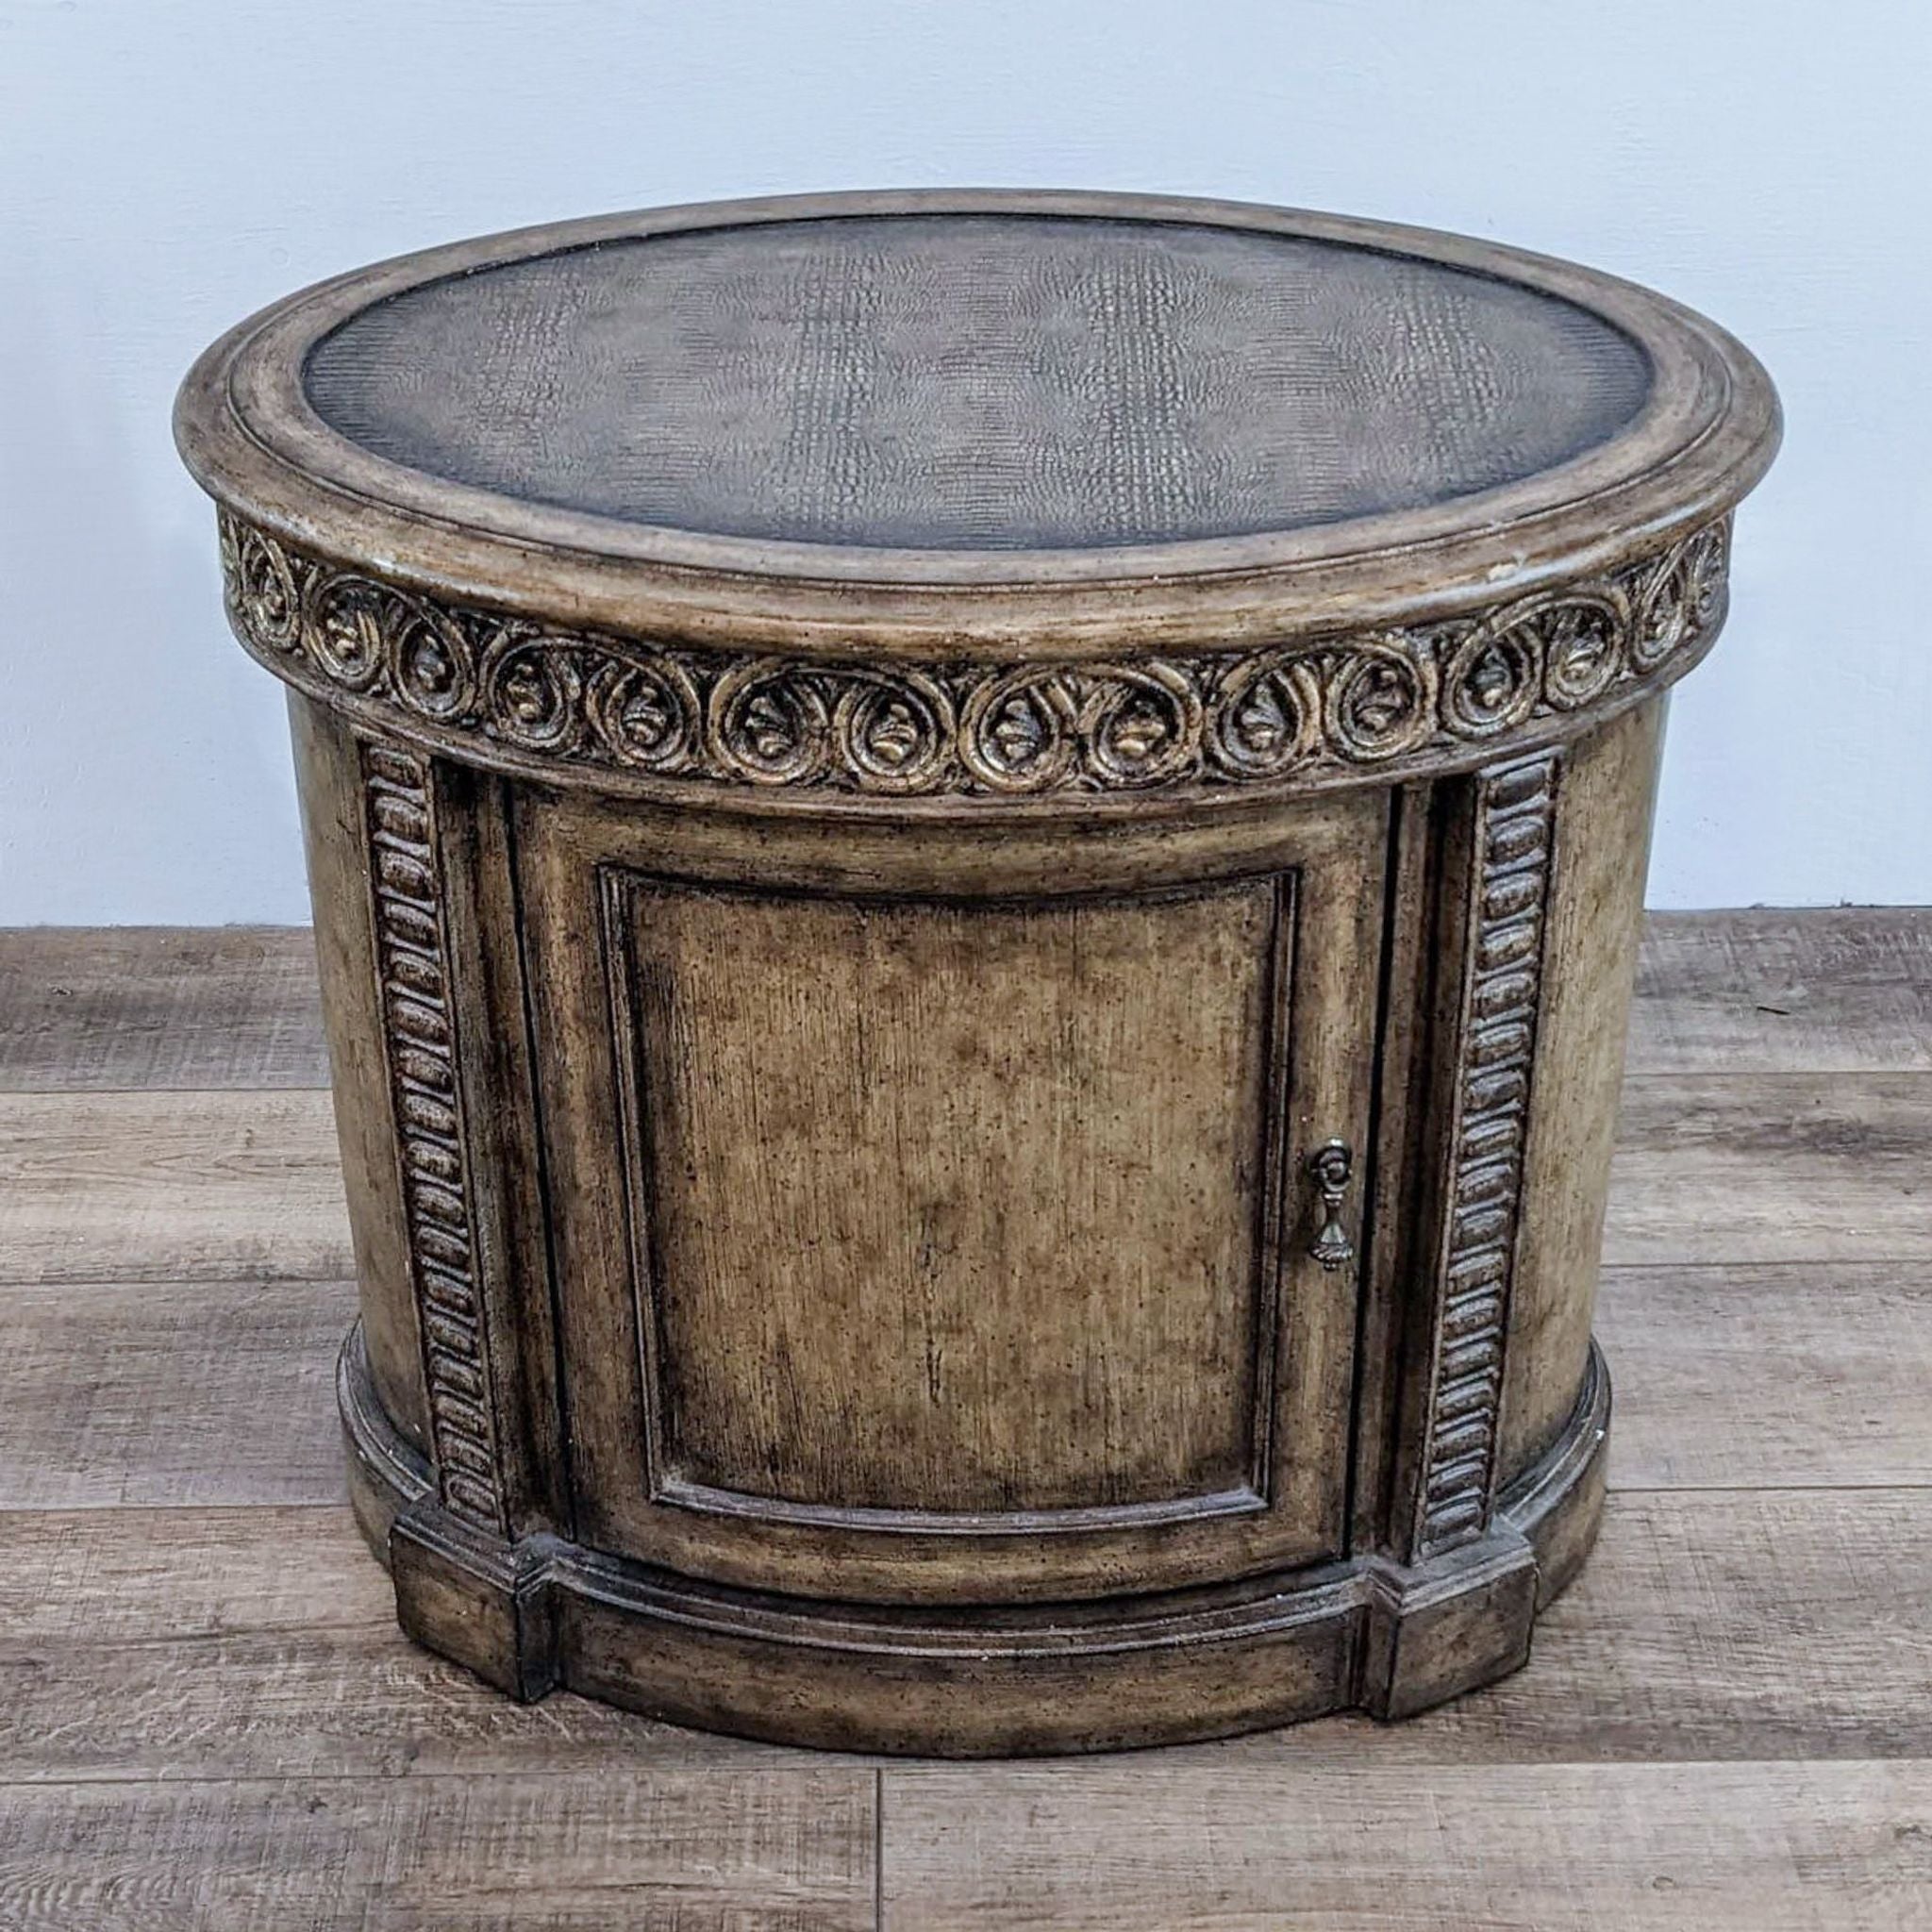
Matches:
[175,191,1778,1755]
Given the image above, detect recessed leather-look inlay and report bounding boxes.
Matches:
[304,214,1652,550]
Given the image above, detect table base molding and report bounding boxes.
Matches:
[339,1325,1608,1755]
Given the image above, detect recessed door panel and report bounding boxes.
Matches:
[518,793,1386,1604]
[610,877,1278,1517]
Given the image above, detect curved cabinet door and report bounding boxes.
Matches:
[516,791,1387,1605]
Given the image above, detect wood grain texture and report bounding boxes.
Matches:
[1470,1487,1932,1764]
[0,1772,875,1932]
[1504,701,1660,1481]
[1600,1261,1932,1489]
[7,1074,1921,1288]
[0,1091,352,1285]
[5,1490,1929,1784]
[0,1507,391,1642]
[513,785,1386,1609]
[4,1262,1916,1524]
[3,909,1924,1093]
[0,1502,772,1782]
[877,1760,1932,1930]
[612,877,1285,1512]
[175,202,1782,1748]
[0,913,1923,1917]
[4,1263,1928,1778]
[0,1277,355,1508]
[1630,908,1932,1074]
[0,927,329,1091]
[1605,1074,1932,1265]
[292,696,434,1457]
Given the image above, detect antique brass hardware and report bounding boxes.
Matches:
[1307,1139,1356,1270]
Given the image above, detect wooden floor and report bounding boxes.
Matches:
[2,912,1929,1929]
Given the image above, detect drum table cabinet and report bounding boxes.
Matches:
[176,191,1778,1755]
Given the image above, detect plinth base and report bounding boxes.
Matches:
[339,1326,1608,1755]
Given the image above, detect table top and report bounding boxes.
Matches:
[300,212,1650,557]
[177,192,1777,807]
[178,191,1777,659]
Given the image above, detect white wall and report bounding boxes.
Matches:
[2,0,1924,920]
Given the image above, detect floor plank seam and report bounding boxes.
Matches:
[1603,1480,1932,1495]
[0,1623,393,1652]
[874,1766,886,1932]
[6,1755,1932,1795]
[6,1482,1929,1521]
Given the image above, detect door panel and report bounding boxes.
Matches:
[611,875,1279,1517]
[518,793,1387,1604]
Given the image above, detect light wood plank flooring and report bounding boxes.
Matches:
[2,913,1928,1929]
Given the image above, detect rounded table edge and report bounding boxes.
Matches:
[174,188,1782,659]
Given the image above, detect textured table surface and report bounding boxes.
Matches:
[178,193,1777,661]
[304,212,1651,551]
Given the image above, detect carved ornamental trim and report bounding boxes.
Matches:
[222,511,1729,800]
[1414,751,1559,1557]
[359,740,508,1537]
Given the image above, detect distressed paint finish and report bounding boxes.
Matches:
[1504,700,1668,1482]
[1413,752,1560,1557]
[176,190,1780,1752]
[356,739,508,1537]
[217,511,1732,806]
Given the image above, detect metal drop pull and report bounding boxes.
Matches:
[1307,1139,1356,1271]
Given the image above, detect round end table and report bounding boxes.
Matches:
[176,191,1778,1754]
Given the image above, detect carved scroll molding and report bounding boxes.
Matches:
[222,511,1730,802]
[1413,751,1559,1558]
[359,740,508,1537]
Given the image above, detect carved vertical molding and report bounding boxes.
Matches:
[359,739,508,1537]
[1413,751,1559,1557]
